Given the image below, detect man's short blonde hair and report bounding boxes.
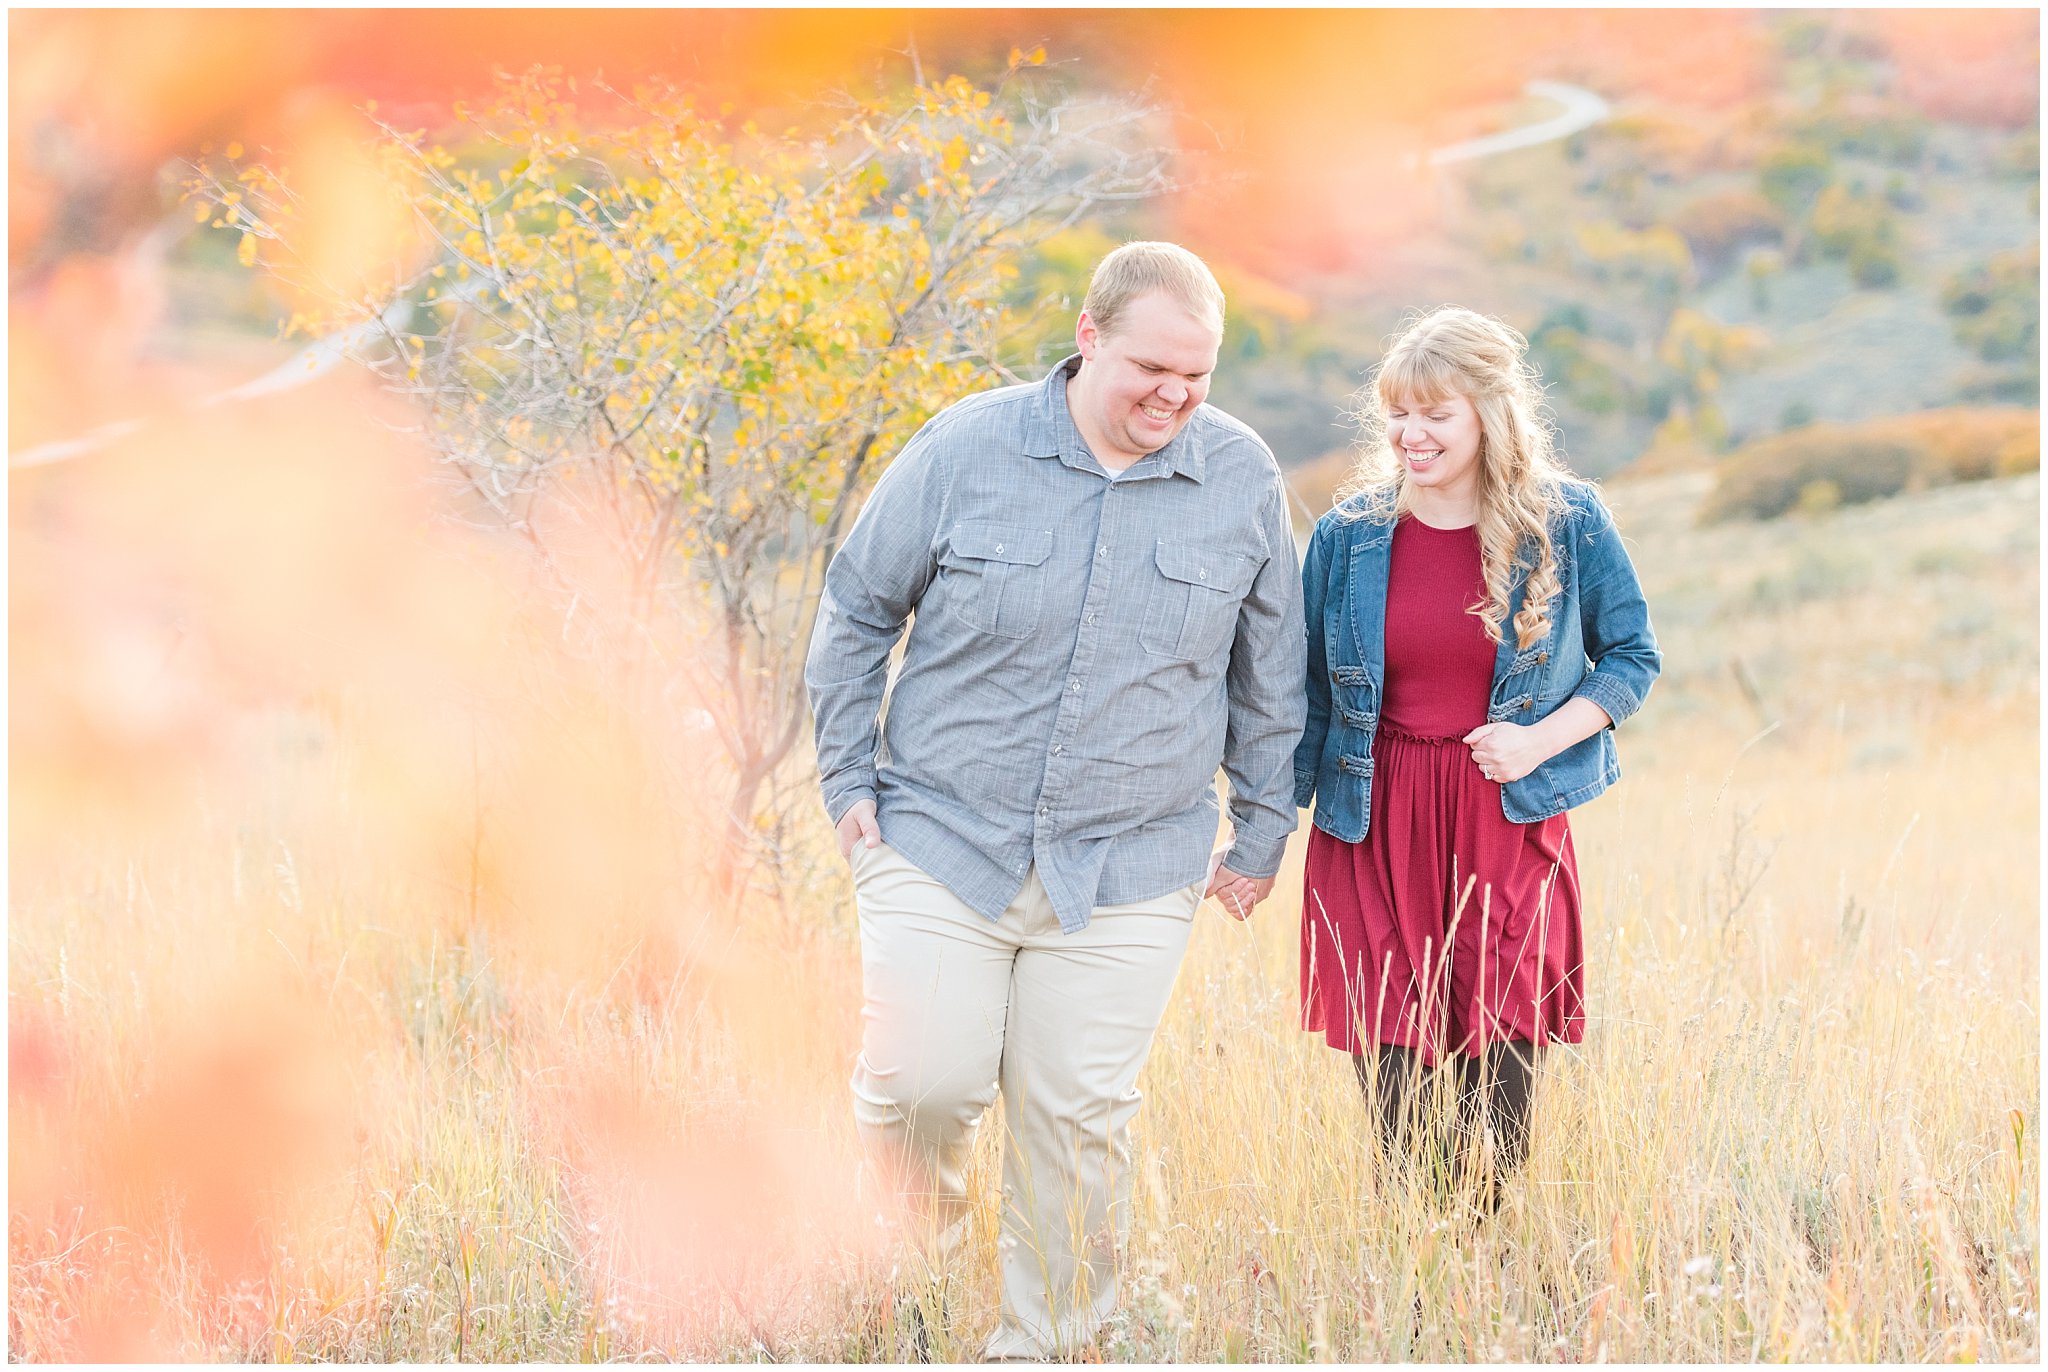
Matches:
[1081,241,1226,338]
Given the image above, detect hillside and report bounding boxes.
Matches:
[1606,467,2038,752]
[1201,14,2039,477]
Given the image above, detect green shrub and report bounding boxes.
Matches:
[1530,315,1638,419]
[1943,245,2039,363]
[1703,428,1919,521]
[1794,479,1843,516]
[1809,184,1903,287]
[1700,408,2040,522]
[1759,141,1832,213]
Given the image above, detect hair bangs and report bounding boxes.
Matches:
[1375,344,1465,412]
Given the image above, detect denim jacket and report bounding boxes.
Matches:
[1293,481,1661,841]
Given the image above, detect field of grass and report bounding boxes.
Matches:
[9,422,2038,1360]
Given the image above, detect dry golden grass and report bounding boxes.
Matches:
[9,406,2038,1360]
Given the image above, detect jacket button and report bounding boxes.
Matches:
[1330,670,1340,684]
[1537,651,1548,664]
[1522,696,1534,709]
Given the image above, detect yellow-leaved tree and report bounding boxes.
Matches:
[188,63,1171,891]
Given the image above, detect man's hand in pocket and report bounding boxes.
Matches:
[836,799,881,862]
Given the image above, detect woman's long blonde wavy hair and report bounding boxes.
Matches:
[1337,306,1574,650]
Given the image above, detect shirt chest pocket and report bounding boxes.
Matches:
[939,521,1053,639]
[1140,541,1259,662]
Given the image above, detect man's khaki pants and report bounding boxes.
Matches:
[849,841,1201,1360]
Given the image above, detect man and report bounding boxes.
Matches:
[805,241,1305,1360]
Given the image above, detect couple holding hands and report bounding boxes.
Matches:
[805,241,1661,1360]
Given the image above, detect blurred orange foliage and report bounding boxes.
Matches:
[10,361,872,1354]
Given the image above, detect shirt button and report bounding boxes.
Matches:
[1052,745,1063,755]
[1068,679,1080,691]
[1199,568,1208,580]
[1039,805,1050,816]
[995,543,1004,554]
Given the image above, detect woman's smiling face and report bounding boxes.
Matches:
[1385,389,1484,505]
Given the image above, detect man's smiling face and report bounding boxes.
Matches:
[1069,290,1222,468]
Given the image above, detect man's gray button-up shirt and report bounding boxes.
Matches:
[805,355,1308,933]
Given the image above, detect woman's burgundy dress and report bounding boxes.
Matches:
[1301,516,1585,1064]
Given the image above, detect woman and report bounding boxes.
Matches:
[1293,306,1660,1210]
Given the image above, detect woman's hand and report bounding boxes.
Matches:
[1204,849,1273,920]
[1464,699,1614,786]
[1461,721,1548,785]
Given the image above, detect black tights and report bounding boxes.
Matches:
[1351,1040,1537,1210]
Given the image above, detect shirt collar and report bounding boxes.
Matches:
[1024,353,1208,483]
